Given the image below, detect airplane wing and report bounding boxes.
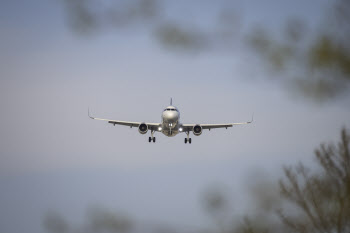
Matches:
[88,109,161,131]
[180,115,253,132]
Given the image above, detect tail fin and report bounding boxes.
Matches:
[170,97,172,106]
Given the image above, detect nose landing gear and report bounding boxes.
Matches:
[184,131,192,144]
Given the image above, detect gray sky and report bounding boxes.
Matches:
[1,0,349,232]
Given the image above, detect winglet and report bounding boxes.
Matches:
[88,107,94,119]
[248,113,254,123]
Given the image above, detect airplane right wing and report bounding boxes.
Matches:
[88,109,161,131]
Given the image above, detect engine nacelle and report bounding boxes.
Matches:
[138,123,148,134]
[193,124,202,136]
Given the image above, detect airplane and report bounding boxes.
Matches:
[88,98,253,144]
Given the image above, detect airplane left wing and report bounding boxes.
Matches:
[181,116,253,132]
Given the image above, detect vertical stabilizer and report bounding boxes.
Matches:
[170,98,172,106]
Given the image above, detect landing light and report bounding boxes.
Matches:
[158,127,162,131]
[179,128,183,132]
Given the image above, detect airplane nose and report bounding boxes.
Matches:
[168,112,176,120]
[164,111,178,122]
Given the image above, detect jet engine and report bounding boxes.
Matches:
[193,124,202,136]
[138,123,148,134]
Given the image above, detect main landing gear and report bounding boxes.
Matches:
[184,131,192,144]
[184,138,192,144]
[149,130,156,143]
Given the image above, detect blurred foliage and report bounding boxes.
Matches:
[247,0,350,101]
[201,187,231,233]
[44,207,133,233]
[227,128,350,233]
[154,23,207,52]
[62,0,158,34]
[43,124,350,233]
[238,0,350,101]
[43,211,70,233]
[202,188,228,217]
[86,207,133,233]
[278,127,350,233]
[60,0,350,101]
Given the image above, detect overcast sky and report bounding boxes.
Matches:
[1,0,349,233]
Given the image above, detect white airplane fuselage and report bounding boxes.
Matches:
[161,105,180,137]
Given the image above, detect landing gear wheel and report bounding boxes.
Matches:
[153,137,156,143]
[149,137,152,143]
[189,138,192,144]
[184,138,187,144]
